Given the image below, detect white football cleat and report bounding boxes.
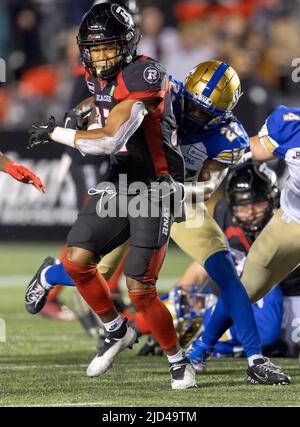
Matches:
[86,320,137,377]
[170,358,197,390]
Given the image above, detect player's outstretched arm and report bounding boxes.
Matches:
[0,152,45,192]
[249,135,275,162]
[184,160,228,203]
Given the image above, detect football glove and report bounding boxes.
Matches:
[5,161,45,192]
[28,116,56,149]
[63,108,90,130]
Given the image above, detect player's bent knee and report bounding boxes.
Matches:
[63,255,99,285]
[66,246,97,265]
[124,244,167,287]
[126,276,153,291]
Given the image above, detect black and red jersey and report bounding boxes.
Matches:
[85,55,184,185]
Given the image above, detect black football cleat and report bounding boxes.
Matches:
[247,357,291,385]
[25,256,56,314]
[170,357,197,390]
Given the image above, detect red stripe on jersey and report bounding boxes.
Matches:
[114,70,169,176]
[143,243,168,285]
[138,55,150,61]
[225,225,251,252]
[114,71,130,101]
[142,76,170,176]
[126,89,165,101]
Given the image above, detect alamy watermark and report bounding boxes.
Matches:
[0,319,6,342]
[88,175,205,229]
[0,58,6,83]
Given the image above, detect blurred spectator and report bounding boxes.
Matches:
[164,19,217,81]
[225,46,276,136]
[138,4,179,63]
[260,16,300,94]
[0,1,11,59]
[9,2,44,80]
[0,0,300,130]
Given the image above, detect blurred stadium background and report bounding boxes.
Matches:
[1,0,300,407]
[1,0,300,238]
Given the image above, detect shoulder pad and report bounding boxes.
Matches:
[122,57,166,93]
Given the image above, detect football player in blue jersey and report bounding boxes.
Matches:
[187,105,300,383]
[25,56,290,385]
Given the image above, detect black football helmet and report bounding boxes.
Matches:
[93,0,139,22]
[77,2,139,80]
[225,163,279,234]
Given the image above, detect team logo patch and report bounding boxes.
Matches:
[143,66,161,84]
[111,4,133,26]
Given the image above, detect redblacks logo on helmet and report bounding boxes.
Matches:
[111,4,133,26]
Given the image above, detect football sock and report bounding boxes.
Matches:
[167,349,185,364]
[248,355,264,367]
[40,266,56,290]
[131,312,150,335]
[63,257,114,315]
[103,315,124,333]
[129,288,177,351]
[203,251,262,357]
[44,263,75,287]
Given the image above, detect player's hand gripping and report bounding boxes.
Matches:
[63,108,90,130]
[28,116,56,149]
[5,161,45,193]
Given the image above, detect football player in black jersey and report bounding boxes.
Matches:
[26,2,195,389]
[0,151,45,192]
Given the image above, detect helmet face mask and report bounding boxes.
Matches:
[226,163,279,235]
[85,41,123,79]
[232,200,271,233]
[179,84,232,133]
[77,3,139,80]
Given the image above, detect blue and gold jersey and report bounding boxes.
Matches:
[258,105,300,223]
[171,82,249,181]
[258,105,300,164]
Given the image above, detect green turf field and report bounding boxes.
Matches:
[0,242,299,407]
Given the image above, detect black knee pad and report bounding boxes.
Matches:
[124,244,167,285]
